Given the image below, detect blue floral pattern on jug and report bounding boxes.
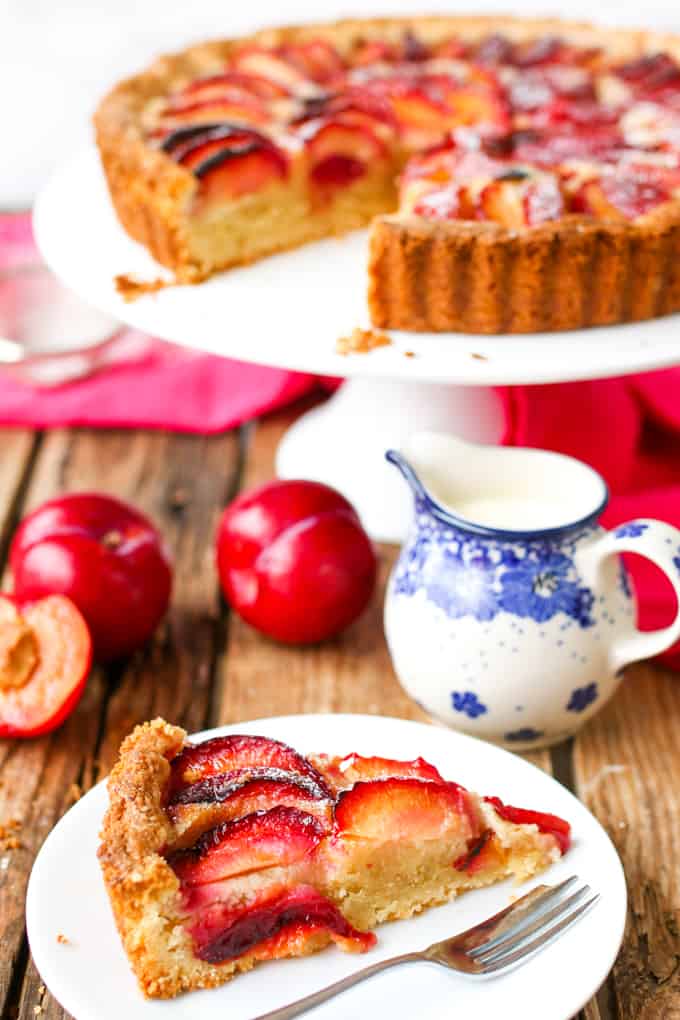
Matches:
[504,727,544,742]
[674,549,680,575]
[566,683,599,712]
[614,522,648,538]
[451,691,488,718]
[393,500,596,627]
[497,551,594,625]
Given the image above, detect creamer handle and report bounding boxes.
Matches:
[576,519,680,673]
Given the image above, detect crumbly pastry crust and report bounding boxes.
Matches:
[100,718,563,999]
[95,16,680,331]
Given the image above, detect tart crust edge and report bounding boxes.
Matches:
[368,206,680,333]
[98,718,245,998]
[93,15,680,286]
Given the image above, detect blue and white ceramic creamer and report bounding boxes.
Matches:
[384,432,680,749]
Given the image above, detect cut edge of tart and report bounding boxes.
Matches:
[94,15,680,333]
[98,718,569,999]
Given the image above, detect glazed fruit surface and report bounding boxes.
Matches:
[148,30,680,227]
[160,732,570,968]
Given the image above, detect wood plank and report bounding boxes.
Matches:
[0,429,39,563]
[1,429,241,1020]
[572,661,680,1020]
[94,430,242,774]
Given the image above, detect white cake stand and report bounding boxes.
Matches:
[33,147,680,540]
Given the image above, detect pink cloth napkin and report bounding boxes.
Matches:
[0,214,316,429]
[3,213,680,666]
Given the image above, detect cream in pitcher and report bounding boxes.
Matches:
[384,432,680,749]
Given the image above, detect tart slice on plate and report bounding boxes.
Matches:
[98,718,570,998]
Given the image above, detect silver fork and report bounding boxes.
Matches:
[252,876,598,1020]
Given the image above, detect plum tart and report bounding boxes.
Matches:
[98,718,569,998]
[95,16,680,333]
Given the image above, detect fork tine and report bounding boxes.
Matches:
[480,893,600,974]
[473,885,591,964]
[466,876,579,958]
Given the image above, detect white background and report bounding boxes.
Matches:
[2,0,680,208]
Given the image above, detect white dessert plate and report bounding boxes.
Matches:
[33,147,680,386]
[26,713,626,1020]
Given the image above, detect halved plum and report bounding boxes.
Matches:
[168,806,325,886]
[0,594,92,738]
[335,777,475,841]
[190,884,375,963]
[169,733,330,794]
[484,796,571,853]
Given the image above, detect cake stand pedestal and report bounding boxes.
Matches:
[33,148,680,541]
[276,379,504,540]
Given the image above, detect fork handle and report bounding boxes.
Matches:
[250,951,423,1020]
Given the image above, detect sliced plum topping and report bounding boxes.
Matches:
[454,828,495,872]
[403,141,566,228]
[350,40,397,67]
[322,752,445,790]
[159,123,252,157]
[523,176,565,224]
[169,733,330,795]
[192,885,375,963]
[481,130,541,158]
[615,53,680,95]
[231,48,311,90]
[158,94,269,128]
[302,118,386,191]
[170,766,330,807]
[474,34,514,66]
[168,806,325,886]
[402,30,430,63]
[484,795,570,853]
[167,768,333,849]
[571,171,672,220]
[335,777,475,841]
[179,71,291,101]
[413,187,467,221]
[512,36,562,68]
[173,130,267,169]
[183,139,288,204]
[281,41,346,83]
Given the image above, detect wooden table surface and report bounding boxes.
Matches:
[0,400,678,1020]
